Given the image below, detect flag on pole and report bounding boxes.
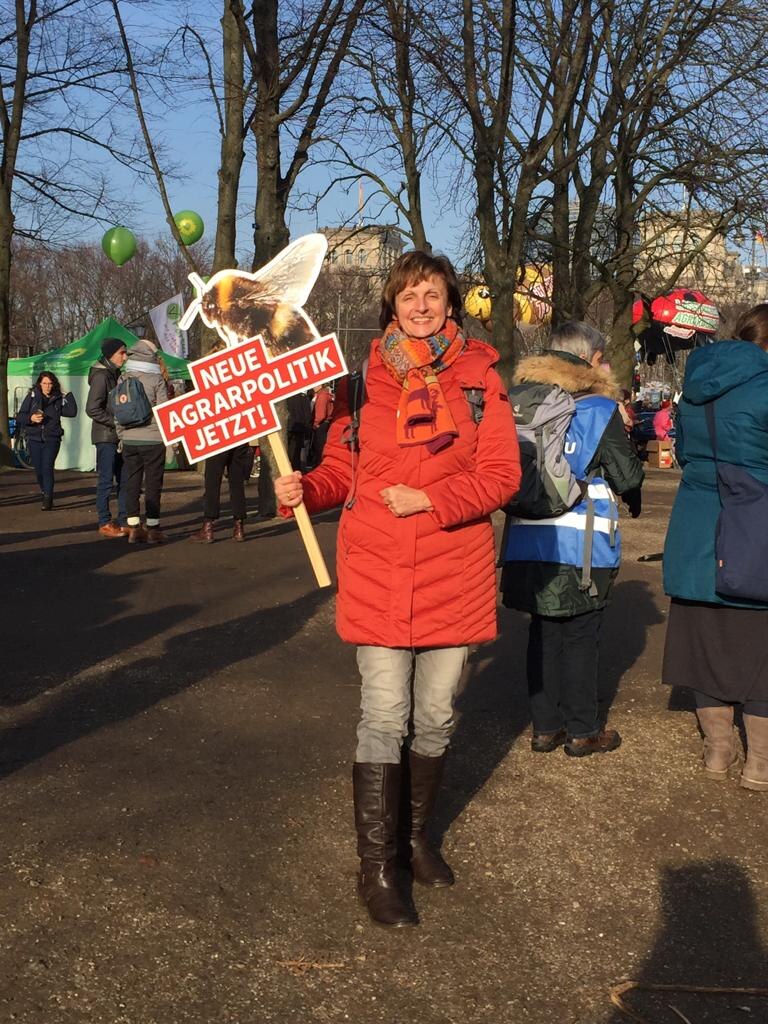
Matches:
[149,294,188,357]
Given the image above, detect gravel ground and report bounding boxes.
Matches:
[1,465,766,1024]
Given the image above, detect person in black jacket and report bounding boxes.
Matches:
[85,337,129,538]
[17,371,77,509]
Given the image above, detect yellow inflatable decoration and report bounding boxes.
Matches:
[464,285,493,322]
[514,266,552,326]
[464,269,552,327]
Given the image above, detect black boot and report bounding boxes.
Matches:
[405,750,454,887]
[41,494,53,511]
[353,763,418,928]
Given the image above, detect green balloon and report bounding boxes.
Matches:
[173,210,204,245]
[101,226,137,267]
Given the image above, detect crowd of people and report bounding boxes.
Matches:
[20,333,332,543]
[14,250,768,930]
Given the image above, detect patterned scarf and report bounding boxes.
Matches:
[379,318,465,451]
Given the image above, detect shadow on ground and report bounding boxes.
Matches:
[607,861,768,1023]
[433,577,664,843]
[0,587,331,779]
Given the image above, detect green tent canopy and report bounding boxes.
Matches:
[9,317,191,378]
[8,317,191,471]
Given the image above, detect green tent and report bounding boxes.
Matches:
[8,317,191,471]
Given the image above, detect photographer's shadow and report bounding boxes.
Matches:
[608,861,768,1023]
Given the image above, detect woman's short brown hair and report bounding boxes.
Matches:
[379,251,464,331]
[735,303,768,350]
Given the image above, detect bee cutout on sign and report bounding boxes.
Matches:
[159,234,346,588]
[178,234,327,352]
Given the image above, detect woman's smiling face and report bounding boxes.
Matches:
[394,275,452,339]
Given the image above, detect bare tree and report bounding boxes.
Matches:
[10,235,211,357]
[114,0,249,279]
[535,0,768,381]
[406,0,595,374]
[235,0,367,267]
[305,0,459,251]
[0,0,142,464]
[304,265,379,365]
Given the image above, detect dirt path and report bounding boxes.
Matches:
[1,467,766,1024]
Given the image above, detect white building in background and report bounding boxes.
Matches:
[319,225,405,277]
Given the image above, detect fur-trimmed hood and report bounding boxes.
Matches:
[513,352,620,399]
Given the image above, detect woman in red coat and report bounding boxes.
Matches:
[276,252,520,928]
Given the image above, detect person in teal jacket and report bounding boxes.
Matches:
[663,304,768,792]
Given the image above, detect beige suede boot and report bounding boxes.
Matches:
[741,715,768,791]
[696,706,738,779]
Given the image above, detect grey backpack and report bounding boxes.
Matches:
[504,382,583,519]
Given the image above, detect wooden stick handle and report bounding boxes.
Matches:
[268,432,332,589]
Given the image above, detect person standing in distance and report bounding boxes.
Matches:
[86,337,129,538]
[16,371,77,509]
[118,338,169,545]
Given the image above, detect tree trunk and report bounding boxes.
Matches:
[0,3,32,468]
[213,0,245,274]
[402,146,428,252]
[252,0,290,269]
[550,132,573,325]
[605,147,638,387]
[253,125,290,268]
[485,281,519,384]
[0,189,14,466]
[606,287,635,388]
[389,0,429,251]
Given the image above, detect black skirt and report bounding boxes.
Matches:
[662,598,768,702]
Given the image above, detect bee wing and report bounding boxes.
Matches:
[251,234,327,307]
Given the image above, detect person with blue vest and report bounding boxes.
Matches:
[663,305,768,791]
[501,322,644,757]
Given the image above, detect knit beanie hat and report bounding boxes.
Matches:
[101,337,127,360]
[129,338,159,362]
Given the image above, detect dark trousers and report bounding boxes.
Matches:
[693,690,768,718]
[287,428,309,471]
[95,442,126,526]
[123,444,166,522]
[27,438,61,497]
[202,445,253,520]
[257,450,275,517]
[527,609,603,738]
[309,421,330,468]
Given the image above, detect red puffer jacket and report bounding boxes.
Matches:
[291,337,520,647]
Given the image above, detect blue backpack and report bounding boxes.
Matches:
[108,376,153,428]
[705,402,768,602]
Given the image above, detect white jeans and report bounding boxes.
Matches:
[355,646,469,764]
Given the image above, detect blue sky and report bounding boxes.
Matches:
[83,2,460,269]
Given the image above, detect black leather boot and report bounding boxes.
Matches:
[41,494,53,511]
[405,750,454,887]
[353,762,418,928]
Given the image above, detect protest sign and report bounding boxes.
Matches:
[158,234,343,587]
[154,333,346,462]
